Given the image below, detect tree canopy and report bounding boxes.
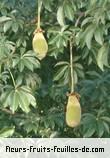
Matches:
[0,0,110,138]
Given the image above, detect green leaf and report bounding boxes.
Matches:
[85,25,95,49]
[76,69,85,78]
[101,117,110,123]
[97,43,109,71]
[12,22,19,32]
[42,0,51,11]
[25,57,40,68]
[17,90,30,113]
[81,17,93,27]
[12,57,19,67]
[18,60,25,72]
[20,86,36,107]
[64,4,74,21]
[15,51,40,72]
[0,127,15,138]
[2,89,14,107]
[73,70,78,84]
[4,21,12,32]
[103,122,110,133]
[0,90,9,106]
[94,28,103,45]
[24,92,36,108]
[57,6,65,26]
[0,16,11,23]
[83,127,95,138]
[23,58,34,71]
[55,61,69,67]
[54,65,68,81]
[1,85,36,113]
[11,90,19,113]
[74,63,83,70]
[97,120,104,137]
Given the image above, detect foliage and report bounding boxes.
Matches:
[0,0,110,138]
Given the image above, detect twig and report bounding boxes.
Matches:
[0,108,14,115]
[75,12,85,27]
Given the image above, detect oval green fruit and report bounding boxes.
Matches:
[66,94,81,128]
[33,32,48,60]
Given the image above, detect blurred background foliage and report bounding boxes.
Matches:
[0,0,110,138]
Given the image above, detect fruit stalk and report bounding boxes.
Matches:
[33,0,48,60]
[70,39,74,93]
[37,0,42,29]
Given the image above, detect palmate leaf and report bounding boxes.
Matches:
[12,50,40,72]
[3,14,24,33]
[54,61,69,82]
[54,60,84,85]
[0,0,110,138]
[49,28,71,49]
[1,86,36,113]
[76,24,95,49]
[54,65,69,81]
[82,110,110,137]
[82,113,97,137]
[0,36,15,58]
[25,73,41,90]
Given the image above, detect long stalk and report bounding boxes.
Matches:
[37,0,43,29]
[70,39,74,93]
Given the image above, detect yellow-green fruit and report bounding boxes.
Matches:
[33,32,48,60]
[66,95,81,128]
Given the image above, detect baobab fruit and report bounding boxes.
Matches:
[66,93,81,128]
[33,28,48,60]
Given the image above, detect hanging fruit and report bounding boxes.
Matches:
[66,93,81,128]
[32,0,48,60]
[33,28,48,60]
[65,38,81,128]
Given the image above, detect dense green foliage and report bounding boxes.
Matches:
[0,0,110,138]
